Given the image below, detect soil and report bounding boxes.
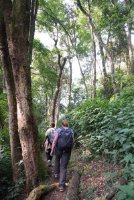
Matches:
[40,149,122,200]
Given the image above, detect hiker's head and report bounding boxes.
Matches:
[50,122,55,128]
[62,120,69,127]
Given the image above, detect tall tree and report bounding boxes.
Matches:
[32,39,58,127]
[125,0,134,74]
[38,0,90,98]
[90,26,96,98]
[0,0,40,192]
[0,0,22,183]
[76,0,117,93]
[50,53,67,123]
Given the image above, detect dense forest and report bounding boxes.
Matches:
[0,0,134,199]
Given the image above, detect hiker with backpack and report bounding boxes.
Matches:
[50,119,74,192]
[43,122,56,166]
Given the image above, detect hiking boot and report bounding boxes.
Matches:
[59,186,64,192]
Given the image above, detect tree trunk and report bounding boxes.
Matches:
[76,55,89,97]
[98,41,111,97]
[77,0,117,93]
[0,1,22,182]
[26,183,58,200]
[0,65,3,94]
[125,53,130,74]
[55,88,61,126]
[44,94,48,123]
[107,54,116,94]
[3,0,40,192]
[128,23,134,74]
[0,65,4,129]
[28,0,38,66]
[50,54,67,123]
[99,41,107,78]
[91,27,96,99]
[125,0,134,74]
[68,56,72,108]
[66,37,73,109]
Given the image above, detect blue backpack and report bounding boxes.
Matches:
[56,128,73,151]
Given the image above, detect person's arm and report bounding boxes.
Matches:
[50,132,58,156]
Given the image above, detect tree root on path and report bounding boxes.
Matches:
[26,183,58,200]
[65,171,81,200]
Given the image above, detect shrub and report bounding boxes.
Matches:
[0,153,12,199]
[67,86,134,163]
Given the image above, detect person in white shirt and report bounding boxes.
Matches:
[43,122,56,166]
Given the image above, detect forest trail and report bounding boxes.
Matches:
[40,149,122,200]
[41,149,79,200]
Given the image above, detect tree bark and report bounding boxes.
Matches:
[125,0,134,74]
[28,0,38,67]
[64,36,73,109]
[0,65,4,129]
[3,0,40,192]
[128,23,134,74]
[98,41,110,97]
[68,55,72,108]
[44,94,48,123]
[50,54,67,123]
[26,183,58,200]
[0,1,22,182]
[99,41,107,78]
[76,55,89,97]
[91,26,96,99]
[0,66,3,94]
[55,88,61,126]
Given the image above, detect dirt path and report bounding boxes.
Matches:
[40,149,79,200]
[41,149,122,200]
[40,163,66,200]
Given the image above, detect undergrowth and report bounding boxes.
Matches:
[65,85,134,199]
